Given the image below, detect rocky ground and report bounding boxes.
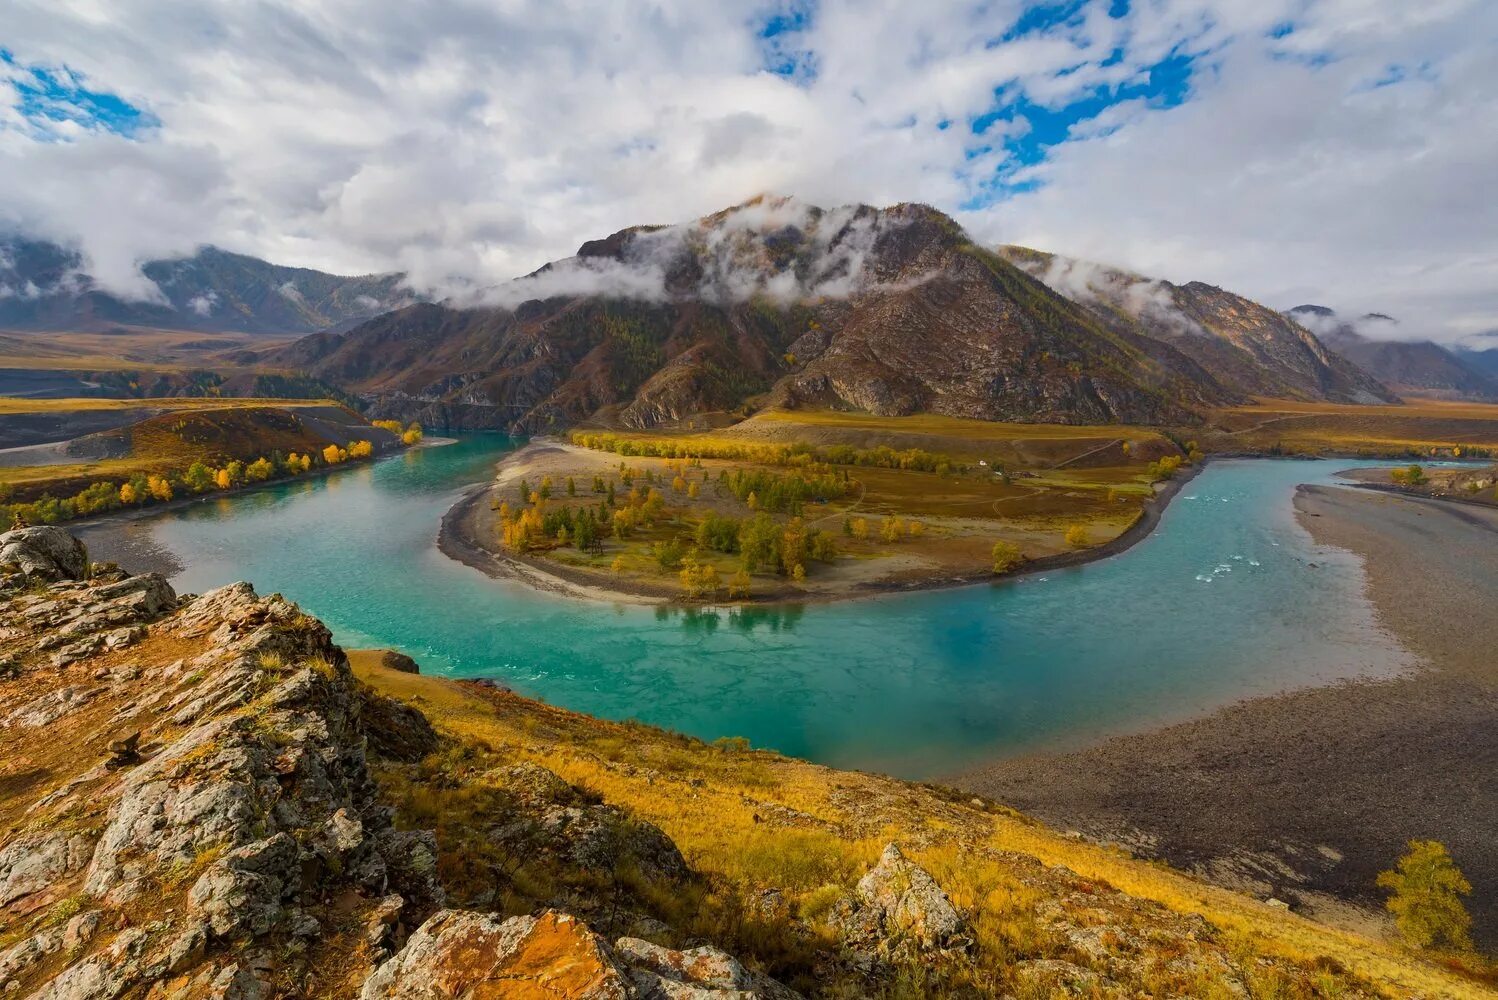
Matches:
[0,525,1488,997]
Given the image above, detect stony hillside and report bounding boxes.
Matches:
[0,239,414,335]
[998,248,1395,405]
[1289,305,1498,401]
[274,198,1237,433]
[0,526,1489,998]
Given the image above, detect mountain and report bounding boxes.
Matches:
[273,198,1259,432]
[0,238,415,335]
[1288,305,1498,401]
[1457,342,1498,379]
[996,248,1396,405]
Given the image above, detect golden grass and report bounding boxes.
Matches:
[352,654,1496,999]
[746,408,1167,442]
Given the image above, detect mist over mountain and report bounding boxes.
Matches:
[0,239,415,335]
[1289,304,1498,401]
[998,248,1394,405]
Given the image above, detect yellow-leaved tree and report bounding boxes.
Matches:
[1377,841,1474,952]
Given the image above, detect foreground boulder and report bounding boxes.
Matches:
[360,908,803,999]
[0,525,89,581]
[360,909,631,999]
[831,843,970,966]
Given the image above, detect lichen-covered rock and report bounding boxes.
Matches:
[0,525,89,580]
[539,804,691,883]
[360,909,632,999]
[189,832,301,938]
[830,843,968,965]
[0,829,93,907]
[615,937,804,999]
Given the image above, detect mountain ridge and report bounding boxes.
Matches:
[996,247,1396,406]
[0,238,415,335]
[1287,304,1498,401]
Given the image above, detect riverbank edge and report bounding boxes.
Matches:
[436,438,1221,607]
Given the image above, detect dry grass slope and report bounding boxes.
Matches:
[352,653,1496,999]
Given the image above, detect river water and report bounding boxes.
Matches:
[110,435,1411,777]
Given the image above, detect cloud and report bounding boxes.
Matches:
[0,0,1492,341]
[187,290,218,316]
[470,196,918,309]
[1011,251,1207,336]
[1290,305,1405,343]
[276,280,305,304]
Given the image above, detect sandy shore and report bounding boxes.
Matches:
[437,439,1209,606]
[957,484,1498,948]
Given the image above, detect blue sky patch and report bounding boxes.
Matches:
[756,3,817,81]
[1,49,155,138]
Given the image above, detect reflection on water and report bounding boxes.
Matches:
[131,436,1414,777]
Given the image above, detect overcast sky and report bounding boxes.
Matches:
[2,0,1494,342]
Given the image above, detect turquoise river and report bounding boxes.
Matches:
[83,435,1414,778]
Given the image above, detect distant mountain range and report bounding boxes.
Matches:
[272,198,1410,432]
[0,239,415,335]
[1287,304,1498,401]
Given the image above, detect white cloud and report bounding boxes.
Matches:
[0,0,1492,341]
[187,290,218,315]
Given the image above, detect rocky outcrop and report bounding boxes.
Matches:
[830,843,969,966]
[0,525,89,580]
[0,541,444,996]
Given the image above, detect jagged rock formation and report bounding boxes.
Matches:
[830,843,969,968]
[1289,304,1498,400]
[1000,247,1396,405]
[274,198,1241,432]
[0,238,413,335]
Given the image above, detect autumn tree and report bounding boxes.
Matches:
[184,462,215,494]
[992,541,1022,573]
[850,517,869,540]
[118,482,138,505]
[687,481,700,499]
[1064,524,1089,548]
[727,568,752,599]
[1377,841,1474,952]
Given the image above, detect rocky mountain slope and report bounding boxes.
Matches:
[273,198,1247,433]
[0,239,413,335]
[997,248,1395,406]
[3,526,1486,997]
[1289,305,1498,401]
